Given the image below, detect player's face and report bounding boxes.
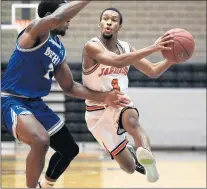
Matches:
[55,20,70,36]
[54,3,70,36]
[100,10,122,39]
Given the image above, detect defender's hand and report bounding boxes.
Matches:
[104,90,131,108]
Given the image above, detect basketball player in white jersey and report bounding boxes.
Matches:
[82,8,176,183]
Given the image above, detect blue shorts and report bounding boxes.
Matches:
[1,95,64,139]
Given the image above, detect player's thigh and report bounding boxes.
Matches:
[16,114,49,145]
[2,98,49,145]
[89,117,134,169]
[86,109,136,173]
[32,100,64,136]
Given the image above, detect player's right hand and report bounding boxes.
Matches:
[152,33,174,51]
[104,90,131,108]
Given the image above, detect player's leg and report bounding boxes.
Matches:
[1,97,50,188]
[112,143,137,174]
[40,125,79,188]
[30,100,79,188]
[16,114,50,188]
[121,108,159,182]
[85,108,138,174]
[93,128,144,174]
[121,108,151,150]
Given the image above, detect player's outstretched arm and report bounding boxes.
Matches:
[132,47,175,78]
[27,1,90,37]
[84,34,174,68]
[54,61,130,107]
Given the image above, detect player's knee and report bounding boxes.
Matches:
[30,133,49,150]
[63,142,79,160]
[127,117,139,132]
[71,143,79,158]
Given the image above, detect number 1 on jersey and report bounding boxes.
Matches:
[111,79,120,91]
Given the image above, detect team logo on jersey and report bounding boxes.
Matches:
[44,47,61,65]
[98,66,129,77]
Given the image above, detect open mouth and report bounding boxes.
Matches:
[105,27,111,32]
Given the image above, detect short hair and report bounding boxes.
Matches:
[38,0,67,18]
[100,7,123,25]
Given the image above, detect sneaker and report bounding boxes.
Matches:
[126,144,146,175]
[137,147,159,183]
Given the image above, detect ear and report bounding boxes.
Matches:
[98,22,101,27]
[118,24,122,31]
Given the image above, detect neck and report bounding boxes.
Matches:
[50,31,58,39]
[99,35,118,50]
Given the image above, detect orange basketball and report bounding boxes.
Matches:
[161,28,195,63]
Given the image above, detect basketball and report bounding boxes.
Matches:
[161,28,195,63]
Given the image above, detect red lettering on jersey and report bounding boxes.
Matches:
[118,69,122,74]
[98,68,105,77]
[109,67,115,74]
[98,66,129,77]
[104,68,109,75]
[123,67,129,75]
[114,67,120,74]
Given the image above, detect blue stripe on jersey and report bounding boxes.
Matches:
[1,30,66,98]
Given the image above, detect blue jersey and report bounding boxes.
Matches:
[1,30,66,98]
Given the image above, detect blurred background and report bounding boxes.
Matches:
[1,0,206,188]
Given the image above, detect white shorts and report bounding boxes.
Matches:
[85,103,138,159]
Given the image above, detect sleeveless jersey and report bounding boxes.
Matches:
[1,30,66,98]
[82,37,132,106]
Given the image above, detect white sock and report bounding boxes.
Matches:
[40,177,56,188]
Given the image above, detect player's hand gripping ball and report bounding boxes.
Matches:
[161,28,195,63]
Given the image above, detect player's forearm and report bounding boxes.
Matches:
[65,81,108,102]
[114,46,155,68]
[53,1,90,22]
[151,59,174,78]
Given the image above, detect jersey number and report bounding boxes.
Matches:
[111,79,120,91]
[44,63,54,80]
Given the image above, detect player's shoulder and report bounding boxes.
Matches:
[117,39,133,52]
[84,37,103,50]
[117,39,130,47]
[85,36,100,46]
[24,18,39,32]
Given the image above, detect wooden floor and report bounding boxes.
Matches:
[1,142,206,188]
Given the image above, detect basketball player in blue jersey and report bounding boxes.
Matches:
[1,1,130,188]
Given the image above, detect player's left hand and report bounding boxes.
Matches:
[104,90,131,108]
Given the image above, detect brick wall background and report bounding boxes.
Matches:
[1,1,206,63]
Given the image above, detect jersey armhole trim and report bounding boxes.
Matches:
[16,33,50,52]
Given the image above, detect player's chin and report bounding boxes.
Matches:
[104,31,112,36]
[103,33,113,39]
[60,30,67,36]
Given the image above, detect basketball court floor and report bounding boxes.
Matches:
[1,142,206,188]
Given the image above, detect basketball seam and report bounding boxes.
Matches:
[173,35,195,45]
[174,39,190,58]
[172,40,178,62]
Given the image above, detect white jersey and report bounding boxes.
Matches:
[82,37,133,107]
